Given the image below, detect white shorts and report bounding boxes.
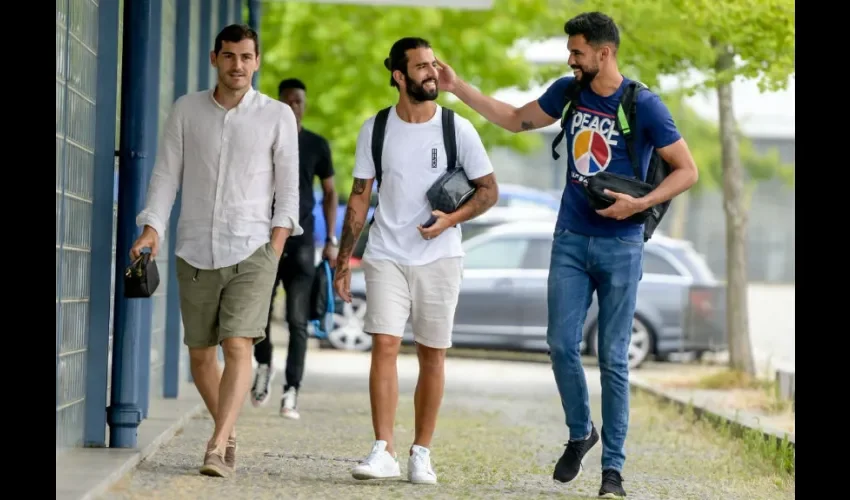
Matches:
[362,257,463,349]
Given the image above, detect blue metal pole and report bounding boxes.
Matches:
[84,0,121,448]
[198,0,212,92]
[233,0,243,23]
[137,0,164,420]
[108,0,160,448]
[164,0,192,399]
[248,0,261,90]
[219,0,231,26]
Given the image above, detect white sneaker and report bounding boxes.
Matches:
[351,440,401,480]
[407,444,437,484]
[250,363,274,407]
[279,387,300,420]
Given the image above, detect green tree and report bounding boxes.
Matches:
[258,0,566,194]
[583,0,795,375]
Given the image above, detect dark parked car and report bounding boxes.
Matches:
[326,220,726,369]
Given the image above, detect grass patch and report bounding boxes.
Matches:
[660,369,794,417]
[426,408,549,490]
[695,369,767,390]
[699,370,793,415]
[635,389,795,479]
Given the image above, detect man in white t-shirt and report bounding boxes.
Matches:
[333,37,498,485]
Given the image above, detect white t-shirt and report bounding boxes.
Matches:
[353,104,494,266]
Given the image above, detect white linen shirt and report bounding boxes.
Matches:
[136,87,302,270]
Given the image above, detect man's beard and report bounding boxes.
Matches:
[404,74,438,102]
[572,65,599,88]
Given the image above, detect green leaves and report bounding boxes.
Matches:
[257,0,794,194]
[258,0,563,193]
[586,0,794,92]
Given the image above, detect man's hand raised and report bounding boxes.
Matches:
[435,57,458,93]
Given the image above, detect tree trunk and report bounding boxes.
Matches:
[715,48,756,376]
[668,190,689,240]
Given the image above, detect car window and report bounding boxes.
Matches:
[663,245,717,283]
[460,222,498,242]
[464,237,529,270]
[522,238,552,270]
[642,251,682,276]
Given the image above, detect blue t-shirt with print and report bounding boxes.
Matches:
[538,76,682,238]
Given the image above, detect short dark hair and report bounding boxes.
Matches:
[384,37,431,89]
[564,12,620,50]
[214,24,260,55]
[278,78,306,95]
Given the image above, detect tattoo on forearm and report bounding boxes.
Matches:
[338,206,363,262]
[352,178,368,195]
[520,120,534,131]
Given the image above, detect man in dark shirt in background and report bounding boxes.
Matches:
[250,78,338,420]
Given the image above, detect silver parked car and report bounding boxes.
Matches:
[327,220,726,369]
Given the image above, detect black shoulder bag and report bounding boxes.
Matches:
[371,107,473,227]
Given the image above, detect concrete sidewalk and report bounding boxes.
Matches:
[100,351,793,500]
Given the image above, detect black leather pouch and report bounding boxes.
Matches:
[585,172,654,224]
[123,252,160,298]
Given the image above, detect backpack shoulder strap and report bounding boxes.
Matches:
[551,79,582,160]
[616,80,646,180]
[371,107,391,190]
[441,107,457,171]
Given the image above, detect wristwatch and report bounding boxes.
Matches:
[326,236,339,247]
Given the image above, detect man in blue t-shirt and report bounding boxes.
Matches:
[436,11,698,498]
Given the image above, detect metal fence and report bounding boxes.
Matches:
[56,0,100,450]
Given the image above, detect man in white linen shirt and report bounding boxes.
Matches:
[130,24,301,478]
[333,37,498,486]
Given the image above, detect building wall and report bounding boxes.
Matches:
[56,0,243,452]
[56,0,100,450]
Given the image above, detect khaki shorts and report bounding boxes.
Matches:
[176,243,279,348]
[362,257,463,349]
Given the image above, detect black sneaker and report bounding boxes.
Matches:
[553,424,599,483]
[599,469,627,498]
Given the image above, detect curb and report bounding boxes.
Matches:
[629,377,795,449]
[78,402,206,500]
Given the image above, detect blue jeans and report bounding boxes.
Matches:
[546,227,644,472]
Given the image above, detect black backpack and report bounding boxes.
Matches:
[369,106,458,224]
[551,79,672,242]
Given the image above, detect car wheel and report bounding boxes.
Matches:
[327,295,371,351]
[589,315,654,369]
